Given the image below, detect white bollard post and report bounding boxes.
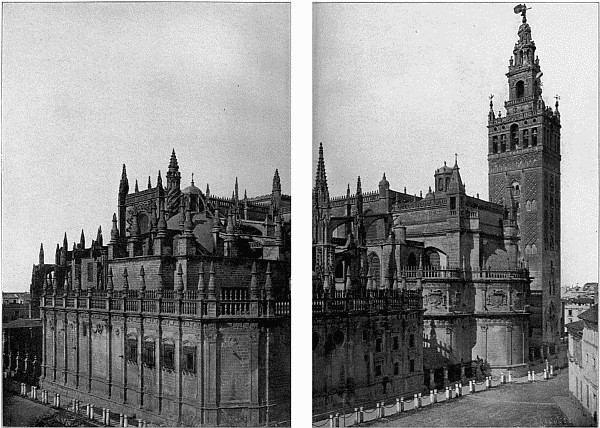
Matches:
[413,393,419,409]
[335,412,340,427]
[354,407,359,424]
[527,371,532,382]
[532,371,536,382]
[120,413,124,427]
[500,373,505,384]
[459,382,463,396]
[430,390,435,404]
[433,389,438,403]
[376,403,381,418]
[400,397,404,412]
[90,404,95,420]
[455,383,460,396]
[381,402,386,418]
[124,414,128,427]
[56,394,60,408]
[445,386,450,400]
[550,365,554,377]
[396,398,401,414]
[508,372,512,383]
[544,369,548,380]
[360,406,364,423]
[138,418,143,427]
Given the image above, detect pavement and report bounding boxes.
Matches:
[358,371,595,427]
[2,390,58,426]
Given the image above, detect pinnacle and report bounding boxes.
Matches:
[169,149,179,170]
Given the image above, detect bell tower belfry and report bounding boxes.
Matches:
[487,5,561,359]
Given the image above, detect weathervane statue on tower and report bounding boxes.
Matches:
[514,4,531,23]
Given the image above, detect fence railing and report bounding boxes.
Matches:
[41,292,289,319]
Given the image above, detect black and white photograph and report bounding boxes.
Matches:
[2,3,290,426]
[311,3,598,427]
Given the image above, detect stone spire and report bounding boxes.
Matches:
[110,213,119,242]
[147,176,152,189]
[39,243,44,265]
[135,179,139,193]
[119,164,129,197]
[96,226,103,247]
[314,142,330,206]
[166,149,182,214]
[80,229,85,249]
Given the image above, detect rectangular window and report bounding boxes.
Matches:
[500,134,507,152]
[450,197,456,210]
[532,128,538,146]
[568,309,572,316]
[375,363,382,377]
[127,339,138,363]
[162,343,175,370]
[87,263,93,282]
[182,346,196,373]
[409,334,415,348]
[393,336,399,350]
[394,361,399,376]
[492,136,498,153]
[375,338,382,353]
[410,359,415,372]
[522,129,529,147]
[142,341,155,368]
[362,330,369,341]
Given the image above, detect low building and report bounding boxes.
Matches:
[2,292,31,322]
[561,283,598,333]
[566,305,598,422]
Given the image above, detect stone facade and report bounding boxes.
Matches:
[313,144,531,387]
[35,150,291,426]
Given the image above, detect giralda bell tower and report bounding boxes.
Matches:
[487,5,561,360]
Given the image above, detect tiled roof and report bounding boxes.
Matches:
[578,305,598,324]
[565,320,585,334]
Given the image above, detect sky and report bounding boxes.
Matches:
[1,3,290,292]
[313,3,598,288]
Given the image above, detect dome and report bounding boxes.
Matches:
[182,176,202,195]
[436,162,452,174]
[182,184,202,195]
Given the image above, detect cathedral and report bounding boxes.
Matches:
[312,5,561,410]
[33,150,291,426]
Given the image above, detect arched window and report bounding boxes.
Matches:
[511,182,520,197]
[126,336,138,363]
[369,253,380,288]
[445,178,450,191]
[335,260,345,279]
[522,129,529,148]
[139,214,150,235]
[492,136,498,154]
[532,128,538,146]
[407,253,417,267]
[182,342,196,373]
[161,340,175,370]
[510,124,519,150]
[516,80,525,98]
[142,338,155,368]
[438,178,443,191]
[500,135,507,152]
